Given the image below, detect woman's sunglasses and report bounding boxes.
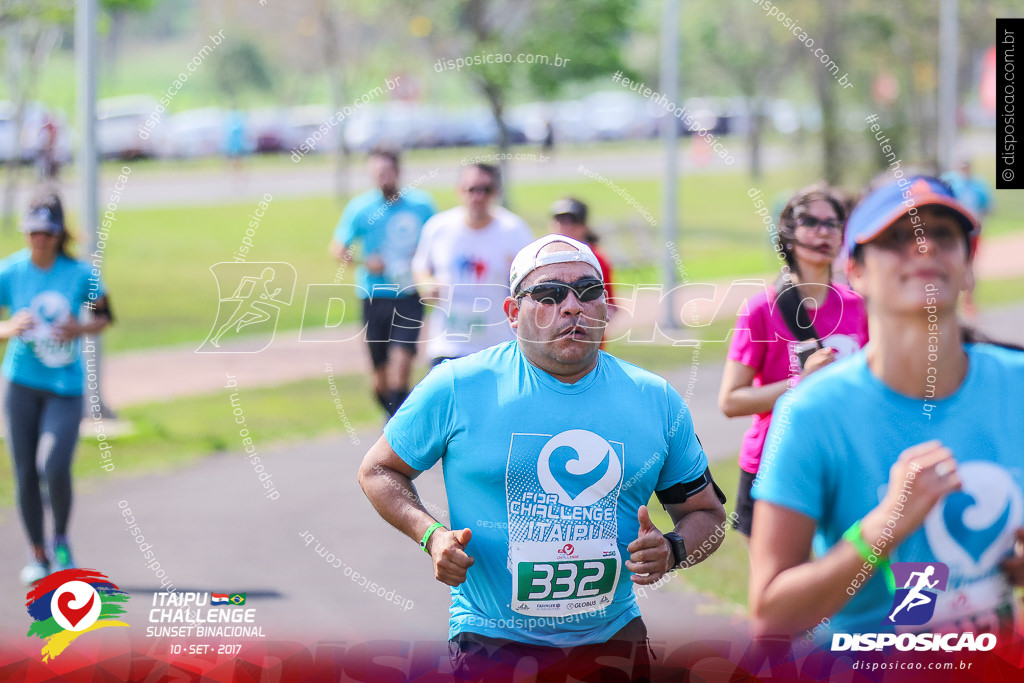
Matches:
[516,278,605,305]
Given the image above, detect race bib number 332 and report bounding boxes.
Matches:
[511,540,619,615]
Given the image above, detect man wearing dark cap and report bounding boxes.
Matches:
[550,198,617,321]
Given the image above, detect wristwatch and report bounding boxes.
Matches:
[664,532,686,570]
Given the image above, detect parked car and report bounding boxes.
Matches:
[98,95,159,160]
[157,108,227,159]
[507,102,558,145]
[286,104,342,154]
[246,108,290,154]
[582,91,658,140]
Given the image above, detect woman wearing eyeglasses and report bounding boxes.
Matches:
[749,176,1024,640]
[0,191,113,584]
[719,183,868,539]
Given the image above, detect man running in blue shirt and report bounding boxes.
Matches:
[359,234,727,681]
[330,148,435,416]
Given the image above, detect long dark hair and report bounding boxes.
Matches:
[777,183,848,280]
[772,184,849,344]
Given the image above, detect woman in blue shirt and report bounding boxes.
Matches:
[0,192,113,584]
[749,176,1024,640]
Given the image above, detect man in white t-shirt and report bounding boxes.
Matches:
[412,163,533,366]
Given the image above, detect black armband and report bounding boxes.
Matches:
[88,295,114,324]
[655,467,727,505]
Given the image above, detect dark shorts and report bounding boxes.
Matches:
[449,617,651,682]
[733,468,757,537]
[362,296,423,369]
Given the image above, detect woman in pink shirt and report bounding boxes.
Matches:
[719,183,868,538]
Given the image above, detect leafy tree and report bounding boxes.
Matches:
[410,0,635,183]
[0,0,71,230]
[209,39,274,103]
[689,2,800,179]
[100,0,156,83]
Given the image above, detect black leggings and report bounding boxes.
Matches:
[4,381,82,547]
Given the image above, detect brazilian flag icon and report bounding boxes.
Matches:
[229,593,246,606]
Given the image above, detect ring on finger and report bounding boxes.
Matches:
[935,461,953,478]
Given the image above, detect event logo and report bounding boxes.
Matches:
[886,562,949,626]
[198,263,297,353]
[24,291,75,367]
[25,569,130,662]
[537,430,623,507]
[924,461,1023,575]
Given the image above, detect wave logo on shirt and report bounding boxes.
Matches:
[381,212,423,289]
[537,430,622,507]
[24,291,75,368]
[924,461,1023,577]
[383,211,422,253]
[885,562,949,626]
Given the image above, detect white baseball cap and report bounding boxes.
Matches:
[509,235,603,295]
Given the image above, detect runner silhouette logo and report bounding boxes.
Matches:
[198,262,297,353]
[886,562,949,626]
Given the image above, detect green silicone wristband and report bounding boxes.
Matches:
[420,522,445,554]
[843,519,896,593]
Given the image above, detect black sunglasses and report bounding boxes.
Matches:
[465,185,495,195]
[516,278,605,305]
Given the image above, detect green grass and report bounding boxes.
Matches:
[647,464,748,608]
[975,275,1024,310]
[0,166,1012,354]
[0,163,848,352]
[0,370,391,515]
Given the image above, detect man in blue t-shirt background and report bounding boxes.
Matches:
[358,234,727,680]
[329,148,435,416]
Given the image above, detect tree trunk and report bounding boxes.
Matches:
[106,11,124,87]
[2,27,25,233]
[748,97,764,180]
[480,79,510,208]
[318,1,349,202]
[814,0,842,185]
[3,22,62,231]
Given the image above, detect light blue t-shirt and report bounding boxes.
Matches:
[755,344,1024,636]
[0,250,105,396]
[384,341,709,646]
[333,187,435,299]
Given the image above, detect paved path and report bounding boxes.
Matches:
[0,431,746,656]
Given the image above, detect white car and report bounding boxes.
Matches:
[98,95,159,160]
[157,108,228,159]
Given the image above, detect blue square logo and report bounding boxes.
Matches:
[885,562,949,626]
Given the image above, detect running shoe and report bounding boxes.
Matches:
[53,538,76,572]
[20,560,50,585]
